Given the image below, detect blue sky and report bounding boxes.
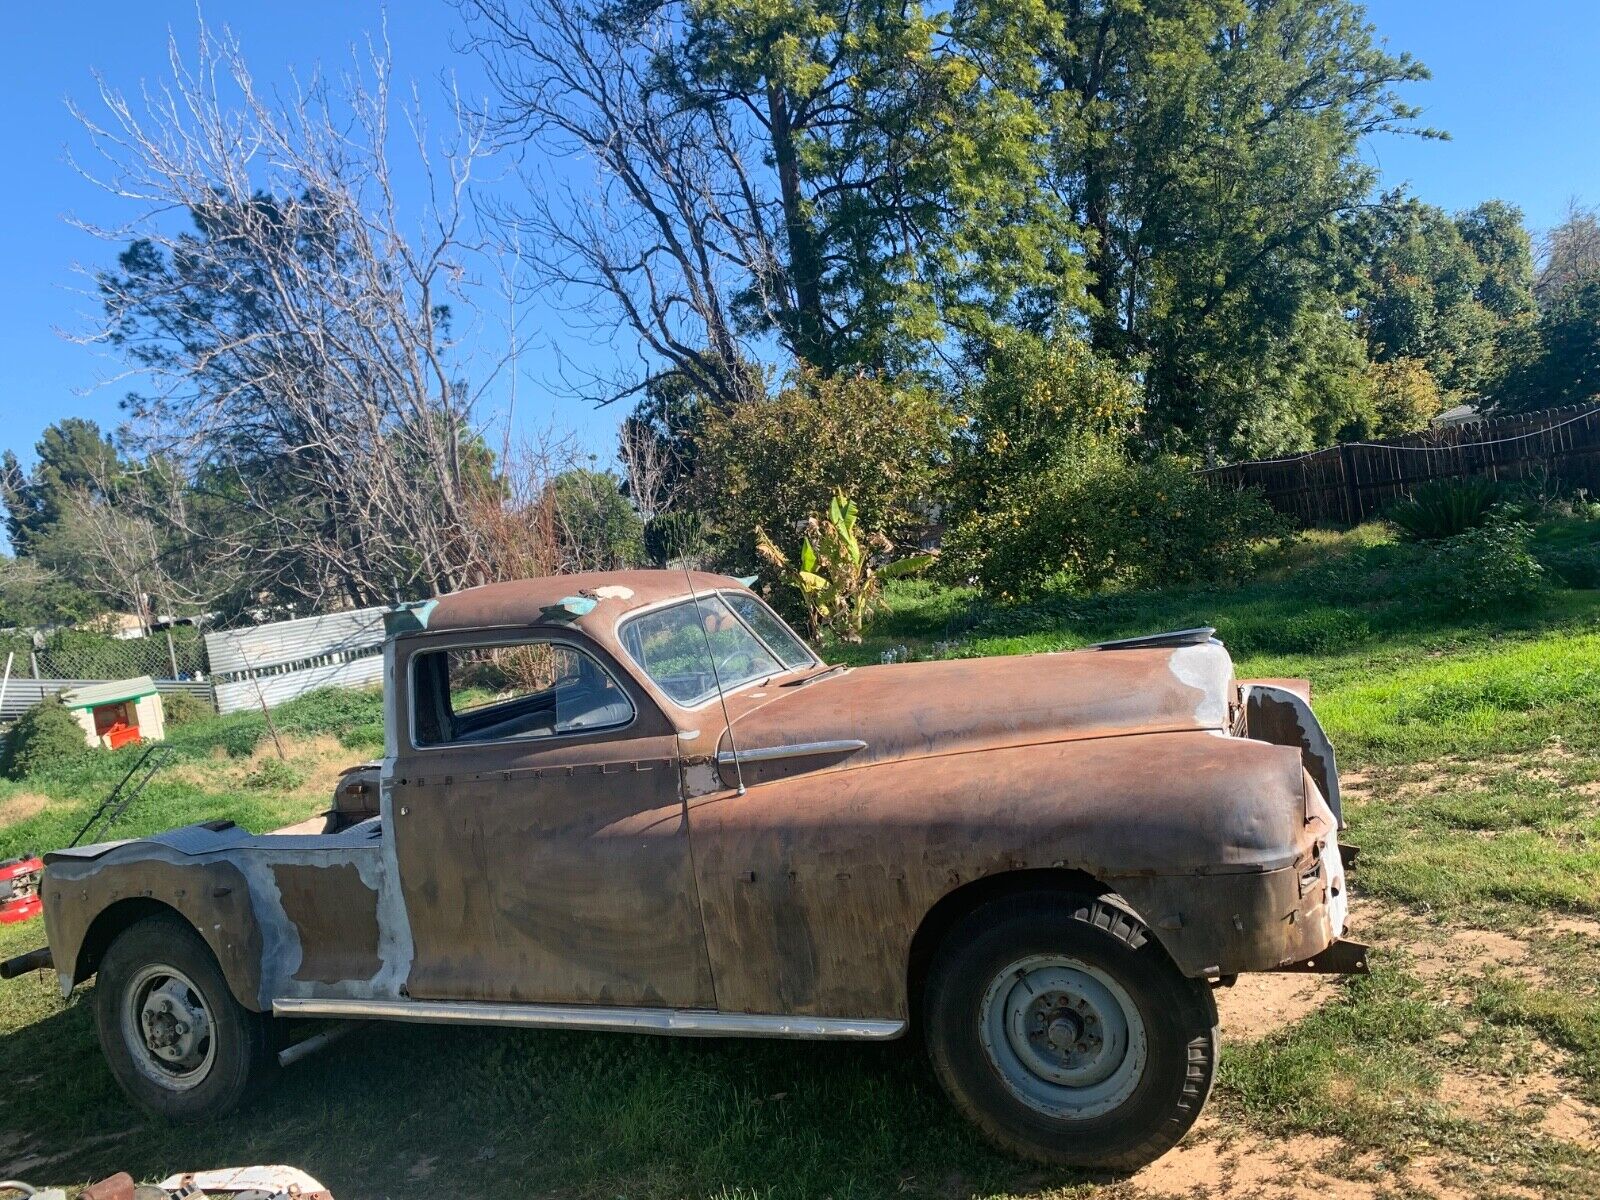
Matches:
[2,0,1597,475]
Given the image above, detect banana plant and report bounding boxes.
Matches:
[756,489,937,642]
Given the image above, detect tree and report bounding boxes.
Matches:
[968,0,1433,455]
[460,0,1072,398]
[551,468,645,570]
[1500,278,1600,410]
[74,24,504,609]
[1458,200,1537,323]
[1,419,123,557]
[1535,203,1600,307]
[0,557,100,628]
[1356,202,1499,399]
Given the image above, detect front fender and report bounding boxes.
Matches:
[687,730,1317,1019]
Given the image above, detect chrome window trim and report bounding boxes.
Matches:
[715,739,867,766]
[405,632,636,754]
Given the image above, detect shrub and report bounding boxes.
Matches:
[755,489,936,642]
[947,331,1140,522]
[2,696,89,780]
[642,511,708,567]
[550,468,644,570]
[1367,357,1443,436]
[1411,520,1545,615]
[943,452,1290,598]
[695,369,955,564]
[1540,544,1600,589]
[160,690,212,728]
[243,756,305,791]
[1386,478,1504,541]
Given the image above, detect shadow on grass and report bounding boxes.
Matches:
[1,994,1077,1199]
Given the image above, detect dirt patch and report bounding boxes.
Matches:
[1411,926,1531,980]
[1545,914,1600,939]
[1132,1121,1376,1198]
[1216,972,1339,1041]
[1437,1059,1600,1148]
[0,792,49,828]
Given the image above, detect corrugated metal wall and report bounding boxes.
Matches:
[0,680,216,723]
[205,606,388,715]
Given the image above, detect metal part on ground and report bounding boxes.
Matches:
[157,1166,332,1199]
[276,1019,367,1068]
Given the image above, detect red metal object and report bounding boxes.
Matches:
[0,855,44,924]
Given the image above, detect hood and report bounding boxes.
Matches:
[719,642,1233,782]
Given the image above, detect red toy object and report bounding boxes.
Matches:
[0,855,43,924]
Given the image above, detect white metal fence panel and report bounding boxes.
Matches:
[205,606,389,714]
[0,679,216,723]
[211,655,384,715]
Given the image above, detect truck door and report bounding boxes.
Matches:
[389,630,714,1007]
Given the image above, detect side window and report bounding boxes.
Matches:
[411,639,634,748]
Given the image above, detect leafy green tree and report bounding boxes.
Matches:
[1458,200,1537,323]
[969,0,1433,454]
[1353,200,1537,404]
[947,329,1139,522]
[1500,278,1600,410]
[1,419,124,557]
[670,0,1076,372]
[551,469,645,570]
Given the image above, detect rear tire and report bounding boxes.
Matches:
[923,893,1217,1170]
[94,913,276,1121]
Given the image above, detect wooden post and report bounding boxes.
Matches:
[1337,443,1364,526]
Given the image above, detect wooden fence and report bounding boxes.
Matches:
[1203,403,1600,527]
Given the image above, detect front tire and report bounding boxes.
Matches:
[923,893,1217,1170]
[94,913,276,1121]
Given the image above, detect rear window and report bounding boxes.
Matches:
[411,639,633,747]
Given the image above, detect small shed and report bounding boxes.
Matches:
[59,677,166,750]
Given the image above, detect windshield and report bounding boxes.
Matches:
[620,592,815,706]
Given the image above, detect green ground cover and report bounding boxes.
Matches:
[1,517,1597,1198]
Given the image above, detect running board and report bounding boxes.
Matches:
[272,996,905,1041]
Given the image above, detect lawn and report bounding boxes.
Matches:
[1,519,1597,1199]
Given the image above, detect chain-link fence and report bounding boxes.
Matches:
[0,626,209,683]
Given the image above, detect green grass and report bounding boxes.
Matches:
[2,516,1598,1195]
[0,688,384,862]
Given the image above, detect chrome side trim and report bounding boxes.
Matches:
[272,997,905,1041]
[716,738,867,766]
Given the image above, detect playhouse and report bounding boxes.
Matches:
[58,677,167,750]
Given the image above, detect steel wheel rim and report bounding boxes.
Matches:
[978,953,1147,1120]
[120,963,216,1091]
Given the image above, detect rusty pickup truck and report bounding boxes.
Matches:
[3,572,1360,1169]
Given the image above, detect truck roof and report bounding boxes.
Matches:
[422,569,748,635]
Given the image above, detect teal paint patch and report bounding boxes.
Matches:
[540,595,598,622]
[383,599,438,636]
[736,575,758,588]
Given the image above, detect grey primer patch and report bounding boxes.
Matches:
[48,834,416,1008]
[1168,642,1233,729]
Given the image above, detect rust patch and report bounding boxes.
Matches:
[273,862,382,985]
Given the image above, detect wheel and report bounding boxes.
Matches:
[923,893,1217,1170]
[94,913,277,1120]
